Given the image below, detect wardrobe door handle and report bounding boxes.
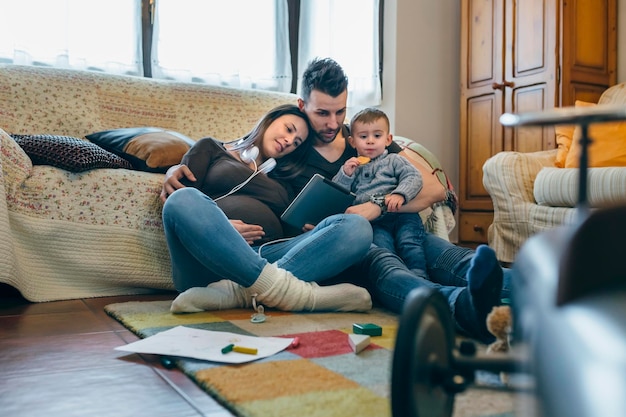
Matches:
[491,80,515,90]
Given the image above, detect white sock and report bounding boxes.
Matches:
[251,263,372,312]
[170,280,250,313]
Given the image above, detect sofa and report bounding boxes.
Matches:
[0,64,455,302]
[483,82,626,264]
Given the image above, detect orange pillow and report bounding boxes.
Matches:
[565,115,626,168]
[554,101,596,167]
[554,124,575,168]
[86,127,195,173]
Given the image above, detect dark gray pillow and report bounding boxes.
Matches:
[10,134,133,172]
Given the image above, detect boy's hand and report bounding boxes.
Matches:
[385,194,405,212]
[342,157,361,176]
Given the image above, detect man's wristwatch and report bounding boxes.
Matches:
[369,194,387,213]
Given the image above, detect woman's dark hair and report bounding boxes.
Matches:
[237,103,314,180]
[300,57,349,102]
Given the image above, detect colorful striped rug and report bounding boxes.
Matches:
[104,300,522,417]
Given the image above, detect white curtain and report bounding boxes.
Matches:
[0,0,142,75]
[0,0,381,103]
[151,0,292,92]
[297,0,381,107]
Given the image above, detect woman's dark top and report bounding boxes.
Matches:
[181,137,291,243]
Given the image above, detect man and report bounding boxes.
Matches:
[161,58,507,343]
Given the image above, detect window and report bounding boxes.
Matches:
[0,0,141,74]
[298,0,381,106]
[0,0,381,106]
[152,0,291,91]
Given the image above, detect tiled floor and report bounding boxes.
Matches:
[0,284,235,417]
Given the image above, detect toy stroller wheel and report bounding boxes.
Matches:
[391,287,456,417]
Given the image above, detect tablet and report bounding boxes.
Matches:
[281,174,356,228]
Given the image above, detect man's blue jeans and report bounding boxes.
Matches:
[345,233,512,316]
[424,233,511,299]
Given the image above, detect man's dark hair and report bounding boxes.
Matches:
[300,57,348,101]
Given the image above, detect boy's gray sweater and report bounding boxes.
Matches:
[332,150,423,205]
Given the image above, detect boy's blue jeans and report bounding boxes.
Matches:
[371,212,427,276]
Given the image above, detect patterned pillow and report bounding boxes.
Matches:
[10,134,133,172]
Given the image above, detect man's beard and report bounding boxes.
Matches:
[316,127,340,144]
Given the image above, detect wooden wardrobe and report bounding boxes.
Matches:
[458,0,617,247]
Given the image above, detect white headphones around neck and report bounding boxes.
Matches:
[239,145,259,163]
[214,142,276,202]
[239,145,275,173]
[227,140,276,174]
[258,157,276,174]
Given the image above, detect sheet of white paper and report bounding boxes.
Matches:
[115,326,293,364]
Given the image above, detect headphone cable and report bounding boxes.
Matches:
[214,159,261,202]
[214,158,296,254]
[256,237,294,256]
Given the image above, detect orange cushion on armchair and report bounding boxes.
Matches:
[565,112,626,168]
[555,100,595,168]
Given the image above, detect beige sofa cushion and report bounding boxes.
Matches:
[0,65,297,141]
[534,166,626,207]
[598,82,626,106]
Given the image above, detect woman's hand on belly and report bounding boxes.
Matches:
[229,220,265,245]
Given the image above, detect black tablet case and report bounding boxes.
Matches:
[280,174,356,228]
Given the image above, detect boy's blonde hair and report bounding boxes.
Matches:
[349,107,390,133]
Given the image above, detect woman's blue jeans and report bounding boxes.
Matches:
[162,187,373,291]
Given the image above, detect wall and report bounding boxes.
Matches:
[381,0,460,240]
[383,0,625,242]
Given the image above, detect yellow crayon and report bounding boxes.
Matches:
[232,345,258,355]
